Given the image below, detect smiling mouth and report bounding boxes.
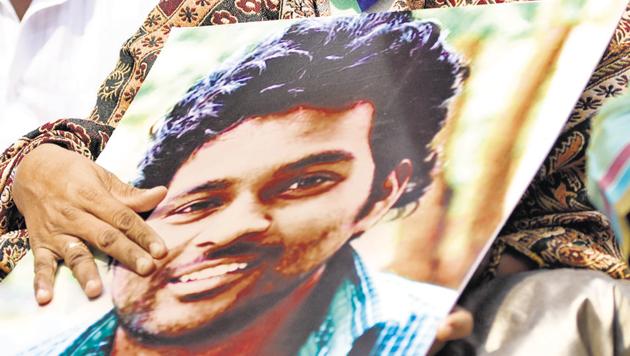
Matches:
[166,259,261,299]
[176,262,249,283]
[165,242,280,299]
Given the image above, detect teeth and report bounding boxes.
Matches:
[179,263,248,283]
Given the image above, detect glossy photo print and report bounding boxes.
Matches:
[0,1,626,355]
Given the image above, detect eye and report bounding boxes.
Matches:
[286,175,331,190]
[171,197,225,216]
[278,172,342,199]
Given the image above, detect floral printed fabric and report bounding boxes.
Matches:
[489,3,630,280]
[0,0,628,281]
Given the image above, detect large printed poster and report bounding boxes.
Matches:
[0,1,626,355]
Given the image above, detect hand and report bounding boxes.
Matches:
[428,306,474,355]
[13,143,168,305]
[495,251,536,277]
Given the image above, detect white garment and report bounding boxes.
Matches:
[0,0,157,150]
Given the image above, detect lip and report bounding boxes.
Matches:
[166,257,262,299]
[170,257,254,280]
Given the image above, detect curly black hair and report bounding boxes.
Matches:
[135,11,466,209]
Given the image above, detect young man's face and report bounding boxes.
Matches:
[111,102,400,340]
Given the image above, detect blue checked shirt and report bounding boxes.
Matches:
[26,247,456,356]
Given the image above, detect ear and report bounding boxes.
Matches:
[353,159,413,233]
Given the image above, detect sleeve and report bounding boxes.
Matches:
[0,0,284,280]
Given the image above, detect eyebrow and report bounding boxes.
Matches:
[279,150,355,173]
[184,179,232,195]
[154,180,231,216]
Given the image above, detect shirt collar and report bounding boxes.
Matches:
[62,310,117,355]
[297,246,381,355]
[0,0,71,23]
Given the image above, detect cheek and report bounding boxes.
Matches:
[111,267,147,307]
[271,184,371,275]
[273,213,350,275]
[274,181,369,243]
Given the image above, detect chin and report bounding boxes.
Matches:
[117,309,215,345]
[115,291,246,345]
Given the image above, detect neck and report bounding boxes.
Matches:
[112,267,325,356]
[10,0,32,20]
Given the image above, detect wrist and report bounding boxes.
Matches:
[18,143,67,173]
[14,144,68,204]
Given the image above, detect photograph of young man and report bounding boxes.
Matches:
[53,12,466,356]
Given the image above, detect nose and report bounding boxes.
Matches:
[192,192,271,248]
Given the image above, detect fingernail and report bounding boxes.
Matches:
[36,289,51,304]
[85,280,102,298]
[136,257,154,275]
[149,242,166,258]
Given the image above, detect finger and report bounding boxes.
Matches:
[97,166,167,212]
[33,247,59,306]
[60,237,103,299]
[436,307,474,342]
[119,185,168,213]
[448,307,473,340]
[68,212,157,275]
[75,189,167,259]
[434,324,452,343]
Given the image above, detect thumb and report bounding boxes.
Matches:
[99,167,167,212]
[436,307,473,342]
